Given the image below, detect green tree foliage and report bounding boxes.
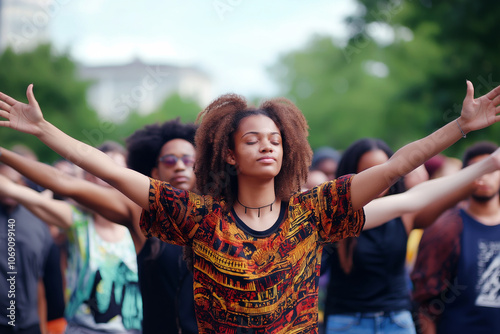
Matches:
[0,44,203,162]
[270,34,400,151]
[351,0,500,155]
[0,44,101,162]
[270,0,500,156]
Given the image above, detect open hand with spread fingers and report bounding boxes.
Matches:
[458,80,500,134]
[0,84,45,136]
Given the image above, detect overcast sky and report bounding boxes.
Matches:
[49,0,358,99]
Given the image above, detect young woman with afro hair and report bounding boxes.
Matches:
[1,80,500,333]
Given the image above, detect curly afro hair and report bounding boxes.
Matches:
[126,118,198,177]
[194,94,312,208]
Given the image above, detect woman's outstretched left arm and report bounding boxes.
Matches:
[0,84,151,210]
[363,147,500,229]
[351,80,500,211]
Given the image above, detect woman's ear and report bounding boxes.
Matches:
[225,150,236,165]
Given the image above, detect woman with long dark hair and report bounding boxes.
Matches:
[0,119,199,334]
[323,138,415,333]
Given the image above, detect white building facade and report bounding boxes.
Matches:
[78,58,212,120]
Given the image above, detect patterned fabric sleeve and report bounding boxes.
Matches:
[140,178,209,246]
[310,174,365,244]
[411,208,463,319]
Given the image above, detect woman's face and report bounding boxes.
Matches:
[228,114,283,180]
[357,149,390,197]
[152,138,196,191]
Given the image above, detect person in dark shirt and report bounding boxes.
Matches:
[0,119,199,334]
[412,141,500,334]
[1,80,500,332]
[1,144,142,333]
[321,138,500,333]
[0,163,52,334]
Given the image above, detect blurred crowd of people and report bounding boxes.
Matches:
[1,81,500,334]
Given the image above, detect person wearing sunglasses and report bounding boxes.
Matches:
[126,119,199,334]
[0,119,199,334]
[2,81,500,333]
[156,154,196,191]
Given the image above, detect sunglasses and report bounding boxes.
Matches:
[158,154,195,168]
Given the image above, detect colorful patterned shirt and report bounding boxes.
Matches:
[140,175,365,333]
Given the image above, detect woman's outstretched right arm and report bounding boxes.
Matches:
[0,146,137,228]
[0,84,151,211]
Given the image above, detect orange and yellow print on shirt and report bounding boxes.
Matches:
[140,175,364,333]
